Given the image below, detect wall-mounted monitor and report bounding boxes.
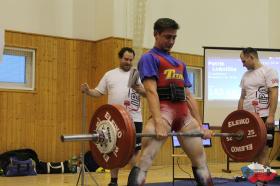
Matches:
[172,123,212,148]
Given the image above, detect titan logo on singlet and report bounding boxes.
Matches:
[164,69,183,80]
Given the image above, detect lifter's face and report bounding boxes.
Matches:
[240,52,254,70]
[119,51,134,72]
[154,28,177,52]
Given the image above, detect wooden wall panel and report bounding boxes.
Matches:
[0,31,97,162]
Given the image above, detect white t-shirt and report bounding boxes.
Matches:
[240,65,279,117]
[95,68,142,122]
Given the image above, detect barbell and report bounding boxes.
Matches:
[61,104,271,169]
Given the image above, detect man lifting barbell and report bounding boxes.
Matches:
[126,18,214,186]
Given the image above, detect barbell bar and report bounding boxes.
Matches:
[136,131,244,138]
[62,131,243,142]
[137,132,272,140]
[61,131,272,143]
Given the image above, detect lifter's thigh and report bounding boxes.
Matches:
[178,117,207,167]
[138,118,170,170]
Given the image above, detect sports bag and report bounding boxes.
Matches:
[38,161,70,174]
[5,157,37,176]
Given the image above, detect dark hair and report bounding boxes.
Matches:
[118,47,135,58]
[153,18,179,33]
[242,47,259,59]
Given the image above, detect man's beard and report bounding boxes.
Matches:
[121,65,131,71]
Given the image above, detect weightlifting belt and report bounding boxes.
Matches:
[157,83,186,101]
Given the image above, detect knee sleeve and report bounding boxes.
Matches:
[127,166,146,186]
[192,166,214,186]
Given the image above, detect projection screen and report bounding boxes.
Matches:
[203,47,280,126]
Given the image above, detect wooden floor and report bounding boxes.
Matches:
[1,161,280,186]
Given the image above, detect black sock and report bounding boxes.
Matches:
[127,166,145,186]
[111,178,118,183]
[192,166,214,186]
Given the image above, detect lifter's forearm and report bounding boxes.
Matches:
[143,80,162,125]
[186,91,202,125]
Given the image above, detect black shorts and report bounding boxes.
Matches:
[134,122,143,151]
[261,117,275,147]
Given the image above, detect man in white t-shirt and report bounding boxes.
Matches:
[81,47,146,186]
[238,47,279,186]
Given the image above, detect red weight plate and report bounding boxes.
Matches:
[221,110,267,162]
[89,104,136,169]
